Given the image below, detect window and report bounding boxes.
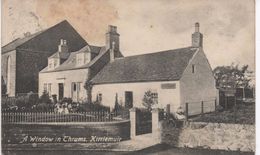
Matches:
[192,64,195,73]
[54,59,57,67]
[73,83,77,91]
[43,83,47,92]
[78,82,81,91]
[48,59,53,69]
[98,93,102,102]
[48,83,52,95]
[84,53,90,63]
[76,53,84,66]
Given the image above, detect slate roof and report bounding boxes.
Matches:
[2,20,86,54]
[91,47,198,84]
[40,45,106,73]
[1,31,43,53]
[49,52,70,60]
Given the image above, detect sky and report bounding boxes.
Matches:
[1,0,255,71]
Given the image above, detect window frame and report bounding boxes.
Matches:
[192,64,195,73]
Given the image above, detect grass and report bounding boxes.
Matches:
[191,102,255,124]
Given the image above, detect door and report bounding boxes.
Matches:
[58,83,64,100]
[72,82,81,102]
[125,91,133,109]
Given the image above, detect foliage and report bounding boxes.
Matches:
[52,94,58,104]
[84,80,93,103]
[2,93,39,112]
[113,93,120,112]
[142,90,156,111]
[59,97,73,105]
[213,63,253,89]
[192,102,255,124]
[112,93,129,119]
[39,91,52,104]
[83,101,110,112]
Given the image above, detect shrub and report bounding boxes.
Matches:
[142,90,156,111]
[59,97,72,105]
[83,101,110,112]
[39,91,52,104]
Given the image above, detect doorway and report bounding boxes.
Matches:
[125,91,133,109]
[58,83,64,100]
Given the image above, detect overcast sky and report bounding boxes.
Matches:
[2,0,255,71]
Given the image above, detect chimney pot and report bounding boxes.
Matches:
[195,22,199,32]
[58,39,68,52]
[192,22,203,47]
[108,25,117,33]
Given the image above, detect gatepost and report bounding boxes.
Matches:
[152,108,161,143]
[129,107,137,139]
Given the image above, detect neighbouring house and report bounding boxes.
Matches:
[38,25,123,102]
[1,20,87,96]
[90,23,218,115]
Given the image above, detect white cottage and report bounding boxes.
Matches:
[39,25,123,102]
[90,23,218,115]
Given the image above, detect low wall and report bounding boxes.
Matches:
[160,121,255,152]
[2,120,130,145]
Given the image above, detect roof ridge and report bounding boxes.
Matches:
[113,46,195,61]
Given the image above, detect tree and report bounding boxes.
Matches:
[213,63,253,89]
[113,93,120,113]
[142,90,156,111]
[84,80,93,103]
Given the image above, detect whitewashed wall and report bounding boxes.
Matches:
[39,69,88,102]
[180,49,217,115]
[92,81,181,113]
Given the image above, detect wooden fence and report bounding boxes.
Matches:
[185,99,217,118]
[2,111,122,123]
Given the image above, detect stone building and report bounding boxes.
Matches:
[38,25,123,101]
[90,23,218,115]
[1,20,87,96]
[39,22,217,115]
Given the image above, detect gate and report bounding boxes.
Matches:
[136,108,152,135]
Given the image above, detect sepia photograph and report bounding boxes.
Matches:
[1,0,256,154]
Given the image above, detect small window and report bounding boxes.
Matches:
[73,83,77,91]
[98,93,102,102]
[76,53,84,66]
[54,59,57,67]
[43,83,47,92]
[78,82,82,91]
[48,83,52,95]
[192,64,195,73]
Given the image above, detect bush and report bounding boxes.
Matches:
[39,91,52,104]
[216,105,224,112]
[59,97,72,105]
[83,101,110,112]
[142,90,156,111]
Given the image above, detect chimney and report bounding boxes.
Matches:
[110,42,115,62]
[58,39,68,52]
[192,22,203,47]
[106,25,120,52]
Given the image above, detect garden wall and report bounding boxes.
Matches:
[2,120,130,145]
[160,121,255,152]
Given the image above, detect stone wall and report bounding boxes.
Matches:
[2,120,130,145]
[160,121,255,152]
